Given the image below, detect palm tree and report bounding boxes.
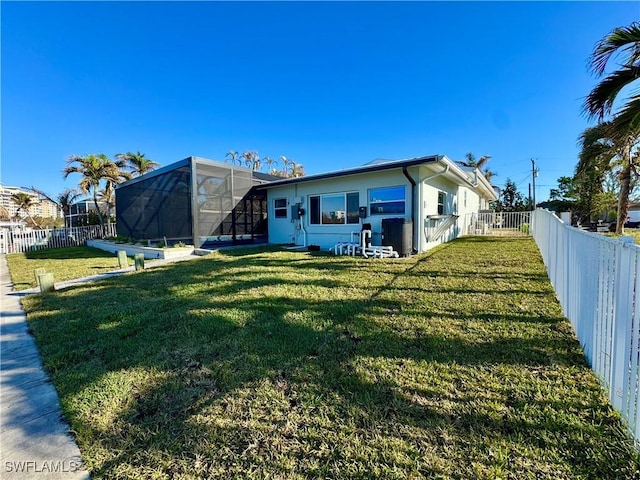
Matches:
[460,152,490,169]
[57,189,80,228]
[225,151,241,166]
[0,205,9,221]
[459,153,496,182]
[575,123,617,220]
[116,151,159,177]
[63,154,128,230]
[575,122,639,231]
[584,22,640,134]
[11,192,41,227]
[280,156,291,177]
[482,168,497,183]
[242,151,261,170]
[583,23,640,233]
[263,156,277,173]
[289,161,305,178]
[97,182,116,225]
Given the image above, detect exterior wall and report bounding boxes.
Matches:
[267,169,414,249]
[265,162,495,254]
[418,174,461,251]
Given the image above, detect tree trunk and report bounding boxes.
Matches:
[616,149,632,235]
[93,191,105,235]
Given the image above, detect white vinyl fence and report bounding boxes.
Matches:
[461,211,531,236]
[532,208,640,446]
[0,224,117,254]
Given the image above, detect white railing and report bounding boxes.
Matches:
[0,224,117,254]
[461,211,531,236]
[532,208,640,446]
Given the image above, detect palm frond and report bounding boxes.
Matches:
[584,66,640,119]
[610,93,640,137]
[590,22,640,75]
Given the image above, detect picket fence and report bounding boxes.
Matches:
[0,224,117,254]
[532,208,640,445]
[461,211,531,236]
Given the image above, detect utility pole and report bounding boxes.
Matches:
[531,159,538,209]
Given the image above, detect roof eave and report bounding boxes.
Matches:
[254,155,443,190]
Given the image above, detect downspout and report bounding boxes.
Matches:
[294,185,307,247]
[402,166,418,254]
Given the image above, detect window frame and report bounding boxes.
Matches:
[274,197,288,219]
[309,192,360,225]
[437,191,446,215]
[368,186,406,215]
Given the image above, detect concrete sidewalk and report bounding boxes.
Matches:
[0,254,90,479]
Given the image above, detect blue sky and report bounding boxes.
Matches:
[2,1,639,203]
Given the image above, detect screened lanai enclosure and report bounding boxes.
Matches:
[116,157,276,248]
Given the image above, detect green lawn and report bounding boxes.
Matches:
[6,246,132,290]
[19,238,639,479]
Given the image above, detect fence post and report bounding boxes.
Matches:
[134,253,145,271]
[34,268,47,288]
[117,250,128,269]
[37,272,55,293]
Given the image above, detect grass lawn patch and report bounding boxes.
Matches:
[604,228,640,244]
[6,246,132,290]
[19,237,640,479]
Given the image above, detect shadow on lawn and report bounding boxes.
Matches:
[15,238,640,479]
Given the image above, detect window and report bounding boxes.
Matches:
[309,192,360,225]
[274,198,287,218]
[369,186,405,215]
[346,192,359,224]
[437,191,446,215]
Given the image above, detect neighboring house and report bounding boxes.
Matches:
[254,155,497,254]
[629,202,640,223]
[67,199,113,227]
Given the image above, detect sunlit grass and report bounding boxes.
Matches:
[6,246,132,290]
[18,238,640,479]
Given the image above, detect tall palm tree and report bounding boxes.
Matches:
[584,23,640,233]
[11,192,41,227]
[575,122,639,231]
[242,151,261,170]
[63,154,128,230]
[280,156,291,177]
[575,123,617,220]
[57,189,80,228]
[289,161,305,178]
[97,182,116,225]
[584,22,640,134]
[461,152,491,170]
[263,156,277,173]
[116,151,159,177]
[459,153,496,182]
[225,150,242,166]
